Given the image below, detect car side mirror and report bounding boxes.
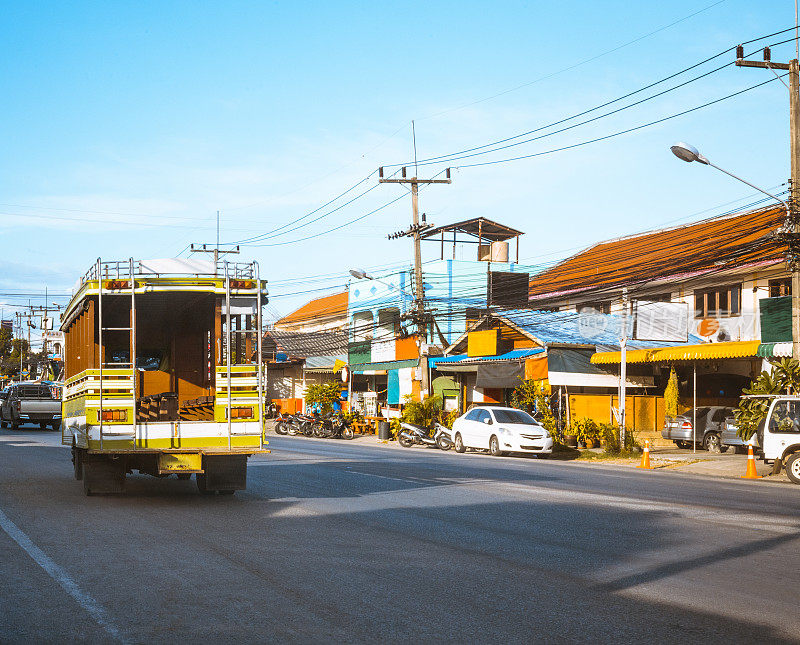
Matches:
[484,418,491,424]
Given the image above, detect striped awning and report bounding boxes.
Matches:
[589,348,660,365]
[758,342,793,358]
[591,340,762,365]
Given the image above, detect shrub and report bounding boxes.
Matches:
[664,367,679,419]
[304,381,343,415]
[599,422,639,455]
[570,417,600,445]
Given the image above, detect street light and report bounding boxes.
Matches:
[670,141,796,450]
[349,268,373,280]
[670,142,789,212]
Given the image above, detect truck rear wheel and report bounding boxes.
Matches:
[785,452,800,485]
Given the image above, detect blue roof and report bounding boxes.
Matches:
[495,309,702,351]
[430,347,544,367]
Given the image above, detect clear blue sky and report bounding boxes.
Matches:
[0,0,794,330]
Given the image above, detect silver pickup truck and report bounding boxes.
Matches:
[0,382,62,430]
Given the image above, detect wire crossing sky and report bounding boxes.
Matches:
[0,1,795,321]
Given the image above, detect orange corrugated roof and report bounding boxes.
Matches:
[529,206,786,301]
[277,291,348,325]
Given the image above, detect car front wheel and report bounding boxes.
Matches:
[454,433,466,453]
[489,435,504,457]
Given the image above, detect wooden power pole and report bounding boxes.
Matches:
[736,46,800,359]
[190,243,240,276]
[380,166,451,396]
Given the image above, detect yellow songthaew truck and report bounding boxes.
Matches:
[62,257,269,495]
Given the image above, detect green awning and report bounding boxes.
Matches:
[758,342,793,358]
[352,358,418,373]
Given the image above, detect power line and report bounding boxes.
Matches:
[452,75,784,169]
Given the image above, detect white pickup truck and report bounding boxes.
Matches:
[0,382,62,430]
[758,396,800,484]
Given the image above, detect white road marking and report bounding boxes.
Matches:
[0,507,128,643]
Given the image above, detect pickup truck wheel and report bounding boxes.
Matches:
[704,433,722,453]
[785,453,800,485]
[10,422,19,430]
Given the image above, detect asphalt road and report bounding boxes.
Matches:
[1,428,800,644]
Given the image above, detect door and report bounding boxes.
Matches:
[470,409,493,448]
[458,409,480,446]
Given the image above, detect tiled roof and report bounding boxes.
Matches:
[264,330,348,358]
[276,291,348,325]
[529,206,786,302]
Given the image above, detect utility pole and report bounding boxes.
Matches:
[736,46,800,359]
[380,165,452,397]
[190,243,240,276]
[619,288,628,448]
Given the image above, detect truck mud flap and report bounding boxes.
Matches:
[82,456,126,495]
[198,454,247,492]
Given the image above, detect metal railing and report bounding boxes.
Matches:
[80,259,256,286]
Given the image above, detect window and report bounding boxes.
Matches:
[640,293,672,303]
[493,409,536,425]
[475,409,492,425]
[579,302,609,314]
[769,278,792,298]
[768,400,800,434]
[464,409,481,421]
[694,284,741,318]
[710,408,732,423]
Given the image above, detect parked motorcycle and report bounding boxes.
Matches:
[276,413,314,437]
[397,421,452,450]
[329,413,355,440]
[311,412,355,439]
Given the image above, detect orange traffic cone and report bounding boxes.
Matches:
[741,445,762,479]
[637,440,652,469]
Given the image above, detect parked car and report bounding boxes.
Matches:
[451,406,553,457]
[0,382,62,430]
[720,416,751,454]
[662,406,733,452]
[0,387,9,422]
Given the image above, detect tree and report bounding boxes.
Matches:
[1,338,29,377]
[0,328,11,360]
[734,358,800,440]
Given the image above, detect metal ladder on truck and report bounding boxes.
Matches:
[97,258,137,451]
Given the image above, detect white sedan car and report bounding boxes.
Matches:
[451,406,553,457]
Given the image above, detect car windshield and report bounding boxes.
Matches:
[492,409,536,425]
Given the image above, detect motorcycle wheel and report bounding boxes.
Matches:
[436,435,452,451]
[312,423,326,438]
[302,424,314,437]
[398,435,414,448]
[275,422,288,435]
[342,426,354,440]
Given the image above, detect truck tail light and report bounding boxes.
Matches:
[101,409,128,422]
[229,406,253,419]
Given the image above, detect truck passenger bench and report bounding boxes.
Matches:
[179,396,215,421]
[136,392,179,422]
